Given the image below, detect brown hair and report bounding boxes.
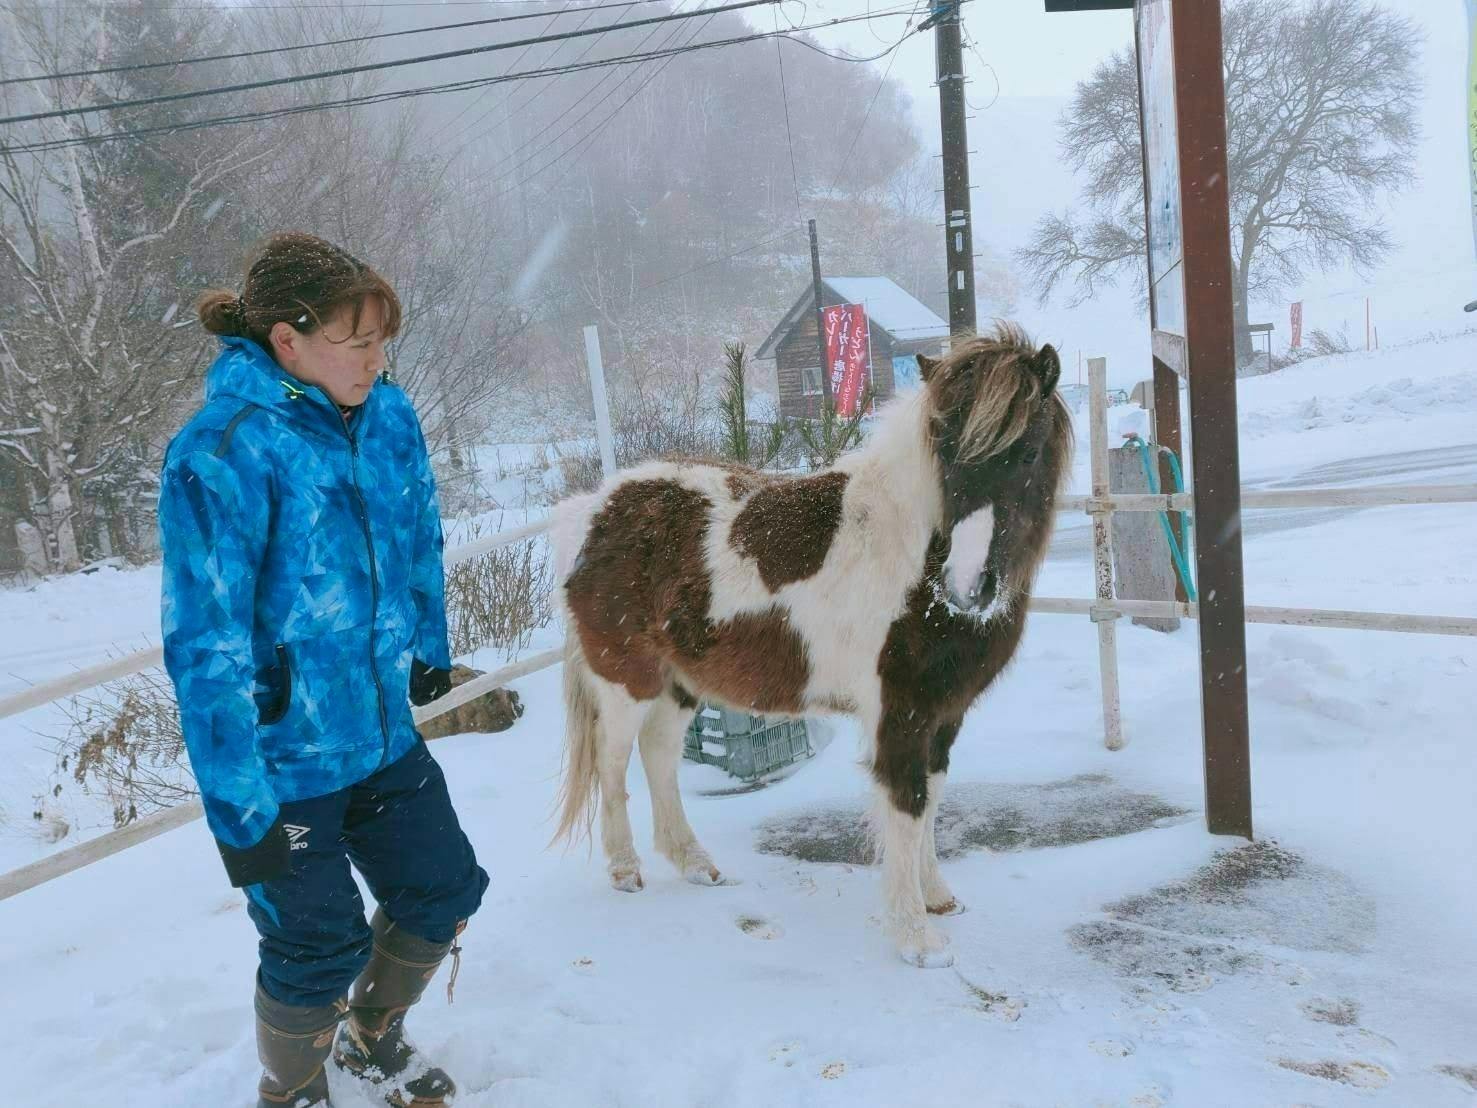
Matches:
[196,231,402,350]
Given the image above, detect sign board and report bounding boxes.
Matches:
[892,354,921,392]
[822,303,871,417]
[1137,0,1187,364]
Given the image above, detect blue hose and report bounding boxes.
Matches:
[1128,437,1197,602]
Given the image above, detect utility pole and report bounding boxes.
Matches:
[809,218,834,411]
[930,0,976,337]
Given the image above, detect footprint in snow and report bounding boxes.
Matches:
[1276,1058,1391,1089]
[735,914,783,940]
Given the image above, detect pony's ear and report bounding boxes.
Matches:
[1032,344,1061,395]
[916,353,941,382]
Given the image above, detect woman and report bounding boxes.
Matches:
[159,232,488,1108]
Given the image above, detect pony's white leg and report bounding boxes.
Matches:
[592,681,650,892]
[637,696,723,885]
[921,772,962,915]
[877,789,954,968]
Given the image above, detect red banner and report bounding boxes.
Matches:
[822,303,871,417]
[1290,301,1303,349]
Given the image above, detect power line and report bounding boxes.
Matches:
[498,6,714,194]
[476,0,693,183]
[825,0,918,192]
[1,6,913,154]
[439,0,655,157]
[0,0,668,88]
[962,32,1000,112]
[426,0,593,146]
[773,9,802,212]
[0,0,777,127]
[498,0,923,197]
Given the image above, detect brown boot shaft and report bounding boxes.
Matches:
[255,985,346,1107]
[348,909,454,1033]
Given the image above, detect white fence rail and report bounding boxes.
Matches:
[1059,483,1477,514]
[0,516,556,726]
[1029,596,1477,638]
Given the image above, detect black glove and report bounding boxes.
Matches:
[410,658,453,707]
[217,821,291,888]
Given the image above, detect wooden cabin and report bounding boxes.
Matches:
[754,276,949,420]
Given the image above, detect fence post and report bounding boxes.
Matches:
[583,324,616,481]
[1088,356,1124,751]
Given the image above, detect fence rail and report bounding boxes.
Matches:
[1059,483,1477,514]
[0,517,555,725]
[1029,596,1477,637]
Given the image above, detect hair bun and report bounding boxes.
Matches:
[196,288,248,336]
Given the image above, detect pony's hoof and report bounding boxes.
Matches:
[927,898,966,916]
[684,862,736,887]
[610,870,644,893]
[899,943,956,969]
[896,925,954,968]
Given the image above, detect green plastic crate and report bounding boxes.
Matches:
[684,704,814,782]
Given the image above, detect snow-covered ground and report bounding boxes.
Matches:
[1,333,1475,1105]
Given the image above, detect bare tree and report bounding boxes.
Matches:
[1017,0,1421,364]
[221,3,530,480]
[0,0,272,571]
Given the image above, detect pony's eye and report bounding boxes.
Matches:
[1021,447,1039,465]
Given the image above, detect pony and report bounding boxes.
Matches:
[549,323,1073,967]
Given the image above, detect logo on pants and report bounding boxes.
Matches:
[284,823,311,851]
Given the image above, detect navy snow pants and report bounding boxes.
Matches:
[243,739,489,1007]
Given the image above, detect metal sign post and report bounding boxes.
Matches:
[1049,0,1253,839]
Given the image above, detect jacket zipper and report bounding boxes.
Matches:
[290,383,393,768]
[346,429,393,768]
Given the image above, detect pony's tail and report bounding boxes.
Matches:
[552,632,601,848]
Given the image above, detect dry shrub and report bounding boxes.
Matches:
[555,391,730,495]
[555,446,606,497]
[444,521,555,659]
[57,668,193,829]
[1272,326,1355,370]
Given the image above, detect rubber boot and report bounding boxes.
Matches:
[255,984,347,1108]
[333,909,462,1107]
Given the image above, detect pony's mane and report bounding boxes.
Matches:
[928,322,1066,462]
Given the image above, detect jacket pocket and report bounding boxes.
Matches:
[254,643,292,726]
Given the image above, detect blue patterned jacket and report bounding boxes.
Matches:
[159,336,450,854]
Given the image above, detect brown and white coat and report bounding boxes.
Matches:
[552,325,1073,967]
